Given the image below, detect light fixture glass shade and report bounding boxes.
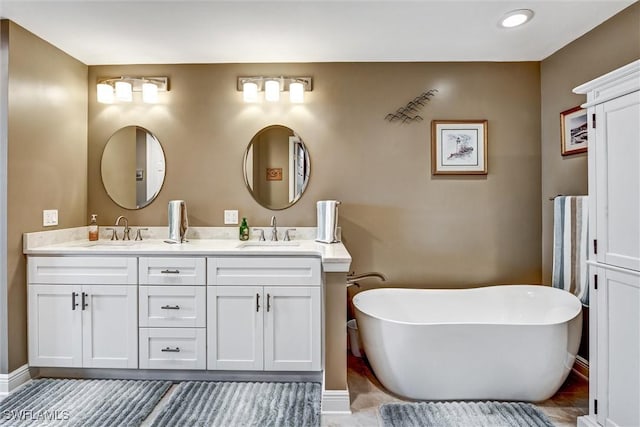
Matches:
[500,9,534,28]
[142,82,159,103]
[115,81,133,102]
[243,82,258,103]
[265,80,280,102]
[97,83,114,104]
[289,81,304,103]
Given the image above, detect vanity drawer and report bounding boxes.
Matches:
[139,328,206,370]
[139,286,206,328]
[28,257,137,285]
[139,257,206,286]
[208,257,321,286]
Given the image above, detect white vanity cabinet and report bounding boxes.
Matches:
[574,60,640,427]
[207,257,322,371]
[138,257,207,370]
[27,257,138,369]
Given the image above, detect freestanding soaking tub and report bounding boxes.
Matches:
[353,285,582,401]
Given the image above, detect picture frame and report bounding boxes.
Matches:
[560,106,588,156]
[431,120,488,175]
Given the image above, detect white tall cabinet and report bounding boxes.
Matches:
[574,60,640,427]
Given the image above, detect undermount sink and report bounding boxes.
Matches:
[237,241,301,248]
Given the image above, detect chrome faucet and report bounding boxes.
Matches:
[270,216,278,241]
[115,215,131,240]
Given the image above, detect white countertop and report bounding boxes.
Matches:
[23,227,352,273]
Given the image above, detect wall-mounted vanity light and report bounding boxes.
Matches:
[97,76,169,104]
[237,76,313,103]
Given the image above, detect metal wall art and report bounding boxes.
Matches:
[385,89,438,123]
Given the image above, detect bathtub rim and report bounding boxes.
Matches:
[352,284,583,327]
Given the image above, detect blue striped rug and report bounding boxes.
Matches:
[150,381,321,427]
[380,401,555,427]
[0,378,171,427]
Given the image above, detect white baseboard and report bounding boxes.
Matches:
[321,388,351,414]
[577,415,599,427]
[573,356,589,381]
[0,364,32,396]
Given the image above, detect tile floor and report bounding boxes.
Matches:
[321,353,589,427]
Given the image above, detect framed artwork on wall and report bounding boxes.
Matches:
[560,106,588,156]
[431,120,488,175]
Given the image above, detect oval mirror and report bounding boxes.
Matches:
[101,126,166,209]
[243,125,311,210]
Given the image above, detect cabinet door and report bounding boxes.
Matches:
[28,285,82,367]
[81,285,138,369]
[594,91,640,271]
[264,286,321,371]
[596,267,640,427]
[208,286,263,370]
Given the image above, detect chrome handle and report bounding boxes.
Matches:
[267,293,271,312]
[161,269,180,274]
[72,292,79,310]
[104,227,118,240]
[81,292,88,310]
[253,229,266,241]
[135,228,148,241]
[161,347,180,353]
[161,305,180,310]
[256,293,260,312]
[283,228,296,241]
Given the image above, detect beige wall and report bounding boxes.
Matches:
[540,2,640,285]
[89,62,542,289]
[4,20,88,371]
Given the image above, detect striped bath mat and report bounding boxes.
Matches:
[150,381,321,427]
[0,378,171,426]
[380,401,555,427]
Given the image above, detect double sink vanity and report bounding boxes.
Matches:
[23,225,352,410]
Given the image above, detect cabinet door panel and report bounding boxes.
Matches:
[28,285,82,367]
[264,286,321,371]
[82,285,138,369]
[597,267,640,427]
[208,286,263,370]
[595,91,640,271]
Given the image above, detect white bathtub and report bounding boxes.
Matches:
[353,285,582,401]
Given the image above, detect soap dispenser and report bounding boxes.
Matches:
[239,217,249,241]
[88,214,99,241]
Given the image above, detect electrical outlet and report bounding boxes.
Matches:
[224,210,239,225]
[43,209,58,226]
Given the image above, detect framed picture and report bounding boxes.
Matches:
[431,120,488,175]
[560,106,587,156]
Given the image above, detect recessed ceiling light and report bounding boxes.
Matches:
[500,9,534,28]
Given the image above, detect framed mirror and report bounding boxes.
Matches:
[243,125,311,210]
[101,126,166,209]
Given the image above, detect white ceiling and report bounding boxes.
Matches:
[0,0,636,65]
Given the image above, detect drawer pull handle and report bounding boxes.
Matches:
[161,347,181,353]
[256,293,260,312]
[161,269,180,274]
[81,292,89,310]
[267,293,271,312]
[161,305,180,310]
[72,292,79,310]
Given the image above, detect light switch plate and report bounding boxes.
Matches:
[224,210,239,225]
[43,209,58,226]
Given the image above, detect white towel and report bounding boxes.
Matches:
[552,196,589,306]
